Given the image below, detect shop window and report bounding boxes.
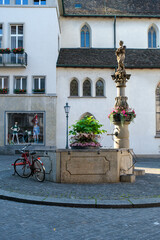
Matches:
[0,0,10,4]
[70,79,78,96]
[83,79,91,96]
[96,80,104,96]
[14,76,27,94]
[7,112,44,145]
[33,77,45,93]
[34,0,46,5]
[15,0,28,4]
[81,24,90,48]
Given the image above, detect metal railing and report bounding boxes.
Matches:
[0,52,27,67]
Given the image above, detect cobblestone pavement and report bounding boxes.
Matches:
[1,155,160,202]
[1,199,160,240]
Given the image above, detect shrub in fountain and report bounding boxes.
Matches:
[69,115,107,148]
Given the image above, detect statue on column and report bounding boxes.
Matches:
[116,40,126,73]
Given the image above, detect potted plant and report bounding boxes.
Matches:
[0,88,9,94]
[108,106,136,125]
[69,115,107,149]
[14,89,26,94]
[32,88,45,93]
[12,47,24,54]
[0,48,11,54]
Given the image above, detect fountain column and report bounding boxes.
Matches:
[111,41,131,149]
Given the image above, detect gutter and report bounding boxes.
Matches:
[56,64,160,69]
[62,13,160,19]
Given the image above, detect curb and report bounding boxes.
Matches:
[1,190,160,209]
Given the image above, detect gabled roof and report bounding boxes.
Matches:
[62,0,160,17]
[57,48,160,68]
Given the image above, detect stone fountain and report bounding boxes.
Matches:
[111,41,132,148]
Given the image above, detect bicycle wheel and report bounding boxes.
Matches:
[14,158,32,178]
[33,159,45,182]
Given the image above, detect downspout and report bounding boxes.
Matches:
[114,15,117,71]
[114,15,116,49]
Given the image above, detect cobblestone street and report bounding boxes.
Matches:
[1,199,160,240]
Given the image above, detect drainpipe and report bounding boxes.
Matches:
[114,16,117,71]
[114,15,116,49]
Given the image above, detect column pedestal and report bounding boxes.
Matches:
[114,122,130,148]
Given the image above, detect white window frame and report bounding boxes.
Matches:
[15,0,28,4]
[14,76,27,90]
[0,76,9,89]
[0,0,10,4]
[34,0,46,5]
[10,24,23,49]
[0,24,3,48]
[33,76,45,91]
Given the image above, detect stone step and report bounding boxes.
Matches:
[120,174,136,183]
[134,169,145,176]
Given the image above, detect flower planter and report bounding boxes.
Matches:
[0,88,9,94]
[71,146,100,150]
[14,90,26,94]
[32,89,45,94]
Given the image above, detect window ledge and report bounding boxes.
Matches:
[68,96,106,98]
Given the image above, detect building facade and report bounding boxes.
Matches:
[1,0,160,155]
[0,0,60,153]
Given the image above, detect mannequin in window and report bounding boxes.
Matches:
[33,116,40,143]
[11,122,20,144]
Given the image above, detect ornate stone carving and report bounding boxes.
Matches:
[114,96,128,109]
[116,40,126,73]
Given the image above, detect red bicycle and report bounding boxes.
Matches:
[12,144,45,182]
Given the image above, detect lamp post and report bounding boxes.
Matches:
[64,102,70,149]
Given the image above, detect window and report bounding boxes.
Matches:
[83,79,91,96]
[148,26,157,48]
[96,80,104,96]
[70,79,78,96]
[81,25,90,48]
[6,112,44,145]
[0,24,2,48]
[14,76,27,93]
[0,0,10,4]
[34,0,46,5]
[0,77,9,94]
[11,25,23,64]
[15,0,28,4]
[75,3,81,8]
[156,83,160,135]
[33,77,45,93]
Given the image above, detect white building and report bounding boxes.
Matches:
[57,0,160,155]
[0,0,60,153]
[0,0,160,155]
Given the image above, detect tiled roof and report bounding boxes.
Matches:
[57,48,160,68]
[63,0,160,16]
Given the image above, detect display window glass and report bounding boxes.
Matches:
[6,112,44,145]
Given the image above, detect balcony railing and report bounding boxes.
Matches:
[0,52,27,67]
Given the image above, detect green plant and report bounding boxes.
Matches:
[14,89,26,94]
[12,47,24,54]
[108,106,136,125]
[0,48,11,54]
[69,115,107,147]
[0,88,8,94]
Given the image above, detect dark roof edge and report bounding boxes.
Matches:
[63,13,160,18]
[56,64,160,69]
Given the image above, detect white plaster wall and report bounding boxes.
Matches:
[57,67,160,155]
[0,7,60,93]
[60,17,114,48]
[116,18,160,48]
[60,17,160,49]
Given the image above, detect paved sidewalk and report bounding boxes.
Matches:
[1,155,160,208]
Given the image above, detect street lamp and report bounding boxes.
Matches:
[64,102,70,149]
